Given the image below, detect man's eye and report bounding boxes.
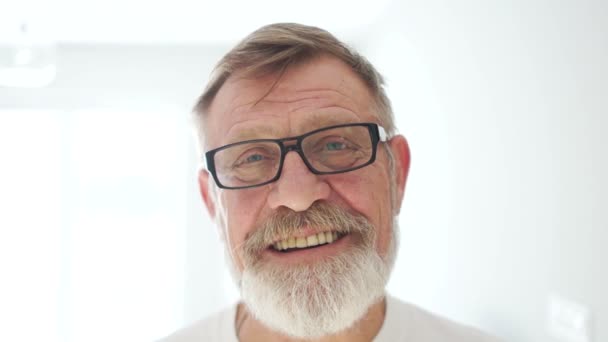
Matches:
[325,142,346,151]
[233,151,274,167]
[315,137,357,153]
[245,154,264,163]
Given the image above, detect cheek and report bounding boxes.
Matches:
[221,189,269,270]
[328,167,394,256]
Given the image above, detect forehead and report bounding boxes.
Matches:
[204,55,378,149]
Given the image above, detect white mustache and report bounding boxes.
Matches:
[241,201,375,259]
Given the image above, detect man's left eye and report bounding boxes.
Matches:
[325,142,346,151]
[246,154,264,162]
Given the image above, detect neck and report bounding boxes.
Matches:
[235,296,387,342]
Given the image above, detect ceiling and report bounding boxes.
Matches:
[0,0,392,44]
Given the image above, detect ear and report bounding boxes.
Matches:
[388,135,411,214]
[198,169,217,219]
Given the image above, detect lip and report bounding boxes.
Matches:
[263,233,353,265]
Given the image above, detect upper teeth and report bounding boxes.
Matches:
[273,231,339,251]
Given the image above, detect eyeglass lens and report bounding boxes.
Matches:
[214,125,373,188]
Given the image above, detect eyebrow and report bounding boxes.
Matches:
[227,113,361,143]
[229,126,283,143]
[300,114,359,130]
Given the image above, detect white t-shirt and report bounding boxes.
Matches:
[159,296,502,341]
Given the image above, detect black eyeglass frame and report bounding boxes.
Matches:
[204,122,389,190]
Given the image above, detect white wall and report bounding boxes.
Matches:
[365,1,607,341]
[0,45,234,341]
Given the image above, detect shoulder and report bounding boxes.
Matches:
[376,296,503,342]
[156,305,238,342]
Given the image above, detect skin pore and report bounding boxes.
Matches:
[198,54,411,342]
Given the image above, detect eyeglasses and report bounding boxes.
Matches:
[204,122,388,190]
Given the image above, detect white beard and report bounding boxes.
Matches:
[228,217,399,339]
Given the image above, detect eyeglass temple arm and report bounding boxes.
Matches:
[378,125,388,142]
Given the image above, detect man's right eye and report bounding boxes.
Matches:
[244,154,264,163]
[233,150,274,168]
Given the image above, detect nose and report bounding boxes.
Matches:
[266,150,331,212]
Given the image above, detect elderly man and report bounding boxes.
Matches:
[161,23,501,342]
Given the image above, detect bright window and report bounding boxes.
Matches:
[0,110,188,342]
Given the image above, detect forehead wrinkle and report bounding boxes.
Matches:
[229,88,359,118]
[222,116,286,144]
[264,87,360,106]
[285,99,358,117]
[264,89,364,122]
[218,94,371,146]
[209,63,376,148]
[295,107,361,130]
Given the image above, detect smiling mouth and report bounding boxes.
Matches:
[271,231,346,253]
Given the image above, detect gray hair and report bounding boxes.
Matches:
[192,23,396,147]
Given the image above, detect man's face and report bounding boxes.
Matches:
[199,55,410,337]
